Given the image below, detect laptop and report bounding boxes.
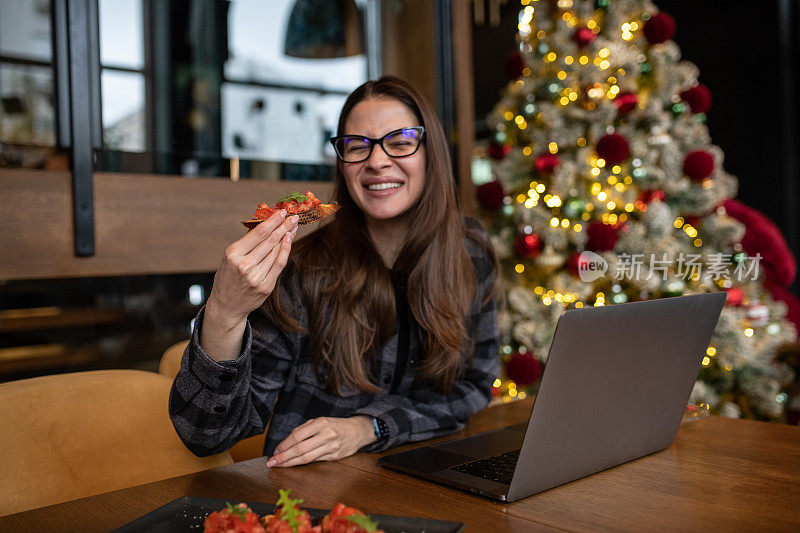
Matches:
[379,292,726,502]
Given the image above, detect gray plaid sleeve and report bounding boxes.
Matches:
[168,270,305,457]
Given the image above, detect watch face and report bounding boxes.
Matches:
[374,417,389,439]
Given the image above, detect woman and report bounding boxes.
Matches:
[169,76,499,467]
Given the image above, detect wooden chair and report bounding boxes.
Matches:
[0,370,232,517]
[159,340,268,463]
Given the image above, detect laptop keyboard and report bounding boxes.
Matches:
[449,449,520,485]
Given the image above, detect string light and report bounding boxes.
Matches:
[744,328,754,337]
[548,142,559,153]
[515,264,525,273]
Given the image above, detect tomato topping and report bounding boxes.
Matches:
[204,502,266,533]
[253,190,321,219]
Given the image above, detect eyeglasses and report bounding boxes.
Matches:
[330,126,425,163]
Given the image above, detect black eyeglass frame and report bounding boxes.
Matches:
[329,126,426,163]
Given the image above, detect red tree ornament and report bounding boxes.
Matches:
[488,143,511,160]
[586,221,619,251]
[680,84,713,114]
[725,287,745,307]
[514,233,543,258]
[643,12,676,45]
[476,180,505,210]
[683,150,715,181]
[505,351,542,387]
[534,153,560,174]
[505,50,525,80]
[614,91,639,114]
[638,189,665,205]
[596,133,630,165]
[684,215,702,227]
[573,26,596,47]
[567,251,591,277]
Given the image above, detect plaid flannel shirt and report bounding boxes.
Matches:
[169,218,499,457]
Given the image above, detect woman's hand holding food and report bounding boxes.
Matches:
[201,210,299,362]
[267,416,377,467]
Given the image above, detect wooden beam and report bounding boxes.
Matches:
[453,0,478,216]
[0,169,334,280]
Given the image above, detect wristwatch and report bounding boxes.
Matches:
[372,417,390,441]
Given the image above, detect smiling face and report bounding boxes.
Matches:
[339,97,426,228]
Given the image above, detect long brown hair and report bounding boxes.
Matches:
[269,75,493,394]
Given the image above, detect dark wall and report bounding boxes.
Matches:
[472,1,800,294]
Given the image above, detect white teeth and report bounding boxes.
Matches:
[366,182,402,191]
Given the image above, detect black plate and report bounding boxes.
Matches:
[112,495,465,533]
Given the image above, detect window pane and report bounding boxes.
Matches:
[221,84,343,165]
[102,69,145,152]
[99,0,144,70]
[226,0,367,92]
[0,0,52,62]
[0,63,54,146]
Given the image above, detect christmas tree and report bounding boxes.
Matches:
[476,0,798,421]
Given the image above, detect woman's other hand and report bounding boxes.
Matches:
[201,210,299,361]
[267,416,377,467]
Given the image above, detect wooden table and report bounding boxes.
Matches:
[3,398,799,532]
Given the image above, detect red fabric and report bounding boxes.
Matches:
[724,199,799,336]
[723,199,796,287]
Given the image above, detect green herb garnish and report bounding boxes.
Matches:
[277,191,308,204]
[225,502,248,522]
[346,512,380,532]
[275,489,305,532]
